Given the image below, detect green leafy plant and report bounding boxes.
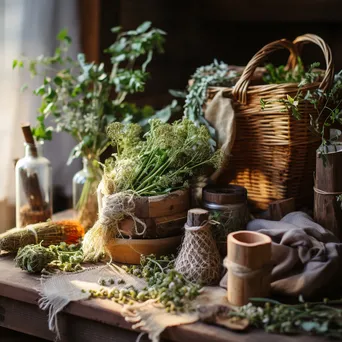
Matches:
[263,57,307,84]
[231,297,342,339]
[171,60,239,139]
[14,22,167,163]
[102,118,223,196]
[261,62,322,119]
[14,22,173,227]
[261,65,342,153]
[15,242,83,273]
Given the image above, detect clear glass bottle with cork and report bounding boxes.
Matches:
[15,124,52,227]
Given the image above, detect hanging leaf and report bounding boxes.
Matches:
[136,21,152,34]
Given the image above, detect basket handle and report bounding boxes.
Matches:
[232,39,299,104]
[286,34,334,93]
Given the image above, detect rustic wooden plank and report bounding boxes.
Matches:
[148,190,190,218]
[119,211,186,238]
[268,198,295,221]
[0,296,144,342]
[0,326,48,342]
[0,254,329,342]
[0,295,325,342]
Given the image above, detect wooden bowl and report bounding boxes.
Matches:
[106,235,182,264]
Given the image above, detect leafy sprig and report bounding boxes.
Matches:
[231,297,342,339]
[171,60,239,139]
[261,62,322,120]
[263,58,307,84]
[13,22,167,163]
[120,254,201,313]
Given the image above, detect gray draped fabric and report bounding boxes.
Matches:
[221,212,342,297]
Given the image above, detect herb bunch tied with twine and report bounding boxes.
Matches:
[82,118,222,261]
[102,118,223,196]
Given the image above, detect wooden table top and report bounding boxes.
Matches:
[0,212,328,342]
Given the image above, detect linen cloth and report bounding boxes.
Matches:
[39,263,228,342]
[191,90,236,206]
[220,211,342,297]
[205,89,236,182]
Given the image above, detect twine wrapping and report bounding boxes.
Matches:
[223,257,273,280]
[82,192,147,261]
[313,187,342,196]
[175,223,221,285]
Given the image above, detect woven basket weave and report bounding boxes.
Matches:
[207,34,334,210]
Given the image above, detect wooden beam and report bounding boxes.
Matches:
[79,0,101,63]
[197,0,342,22]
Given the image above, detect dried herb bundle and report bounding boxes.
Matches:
[0,220,84,253]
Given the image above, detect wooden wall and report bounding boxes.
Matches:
[85,0,342,109]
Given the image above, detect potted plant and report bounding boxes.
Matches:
[14,22,177,230]
[82,118,223,262]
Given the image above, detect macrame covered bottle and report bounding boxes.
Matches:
[175,208,221,285]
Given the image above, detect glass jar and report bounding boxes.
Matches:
[72,157,102,231]
[202,184,250,257]
[15,141,52,227]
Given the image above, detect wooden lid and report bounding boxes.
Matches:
[186,208,209,227]
[203,185,247,205]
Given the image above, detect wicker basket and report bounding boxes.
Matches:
[207,34,334,210]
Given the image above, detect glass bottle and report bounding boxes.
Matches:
[72,157,102,231]
[15,141,52,228]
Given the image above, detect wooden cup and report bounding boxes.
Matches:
[227,231,272,306]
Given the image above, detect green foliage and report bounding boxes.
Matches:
[15,242,83,273]
[14,23,167,162]
[103,118,223,196]
[232,297,342,339]
[263,58,312,84]
[171,60,239,141]
[261,62,342,153]
[121,254,201,312]
[86,254,201,313]
[261,61,322,119]
[337,194,342,209]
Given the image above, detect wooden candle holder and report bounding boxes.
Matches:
[227,231,272,306]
